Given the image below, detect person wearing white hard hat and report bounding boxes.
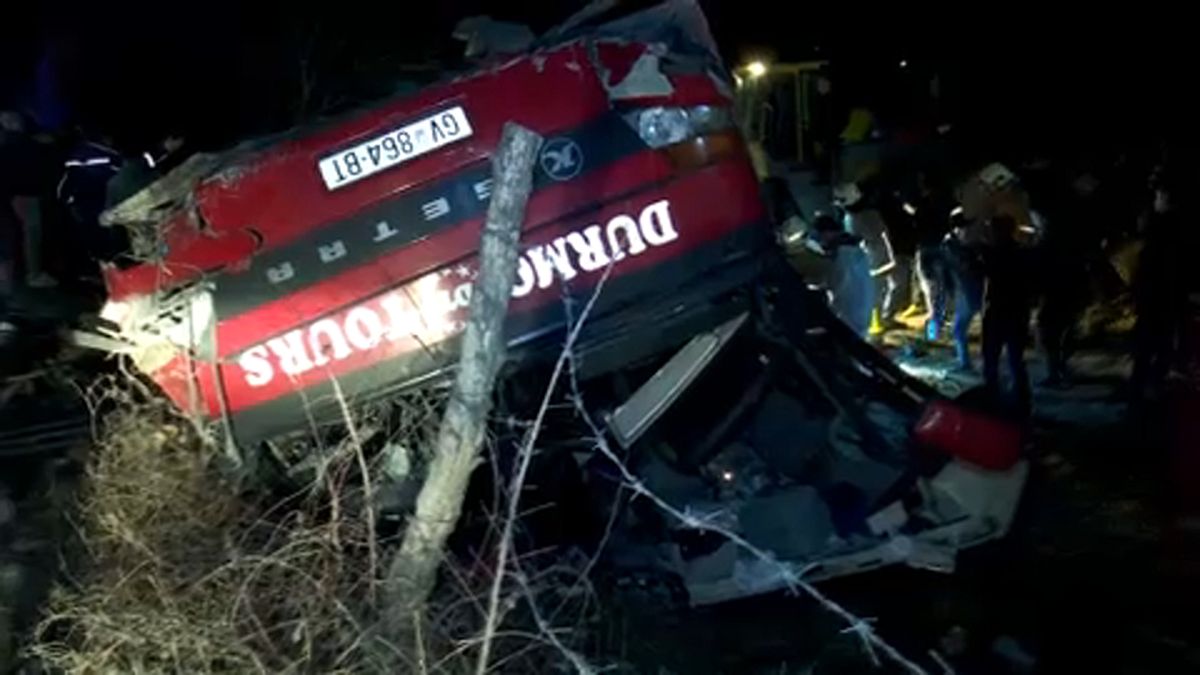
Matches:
[836,182,896,335]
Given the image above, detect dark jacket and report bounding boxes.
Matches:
[984,241,1034,317]
[1134,210,1188,308]
[58,141,122,228]
[912,190,954,249]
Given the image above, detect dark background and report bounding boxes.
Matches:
[1,1,1193,161]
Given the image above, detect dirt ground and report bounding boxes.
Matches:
[608,327,1200,674]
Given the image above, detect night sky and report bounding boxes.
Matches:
[1,1,1193,160]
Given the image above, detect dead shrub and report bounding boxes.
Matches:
[26,373,592,674]
[29,375,401,674]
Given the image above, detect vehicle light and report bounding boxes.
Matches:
[662,130,741,171]
[625,105,735,149]
[634,106,690,148]
[687,105,730,134]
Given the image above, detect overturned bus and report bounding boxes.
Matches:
[97,0,763,448]
[88,0,1027,606]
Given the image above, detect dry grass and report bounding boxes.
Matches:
[29,375,402,674]
[25,372,594,674]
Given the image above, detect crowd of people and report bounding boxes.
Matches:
[0,106,184,337]
[791,157,1195,415]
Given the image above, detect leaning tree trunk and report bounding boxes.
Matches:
[382,123,543,638]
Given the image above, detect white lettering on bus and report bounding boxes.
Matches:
[240,199,680,387]
[525,237,578,289]
[565,225,612,272]
[373,220,400,242]
[238,345,274,386]
[512,258,537,298]
[308,319,353,366]
[344,306,385,350]
[266,330,314,375]
[605,214,646,260]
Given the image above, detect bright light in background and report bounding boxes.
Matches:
[745,61,768,79]
[899,59,908,68]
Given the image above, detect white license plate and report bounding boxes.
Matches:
[318,106,473,190]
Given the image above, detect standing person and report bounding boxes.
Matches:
[0,111,27,331]
[58,132,123,265]
[943,220,986,371]
[880,188,918,325]
[1131,176,1188,400]
[0,110,60,288]
[907,172,954,332]
[811,214,874,337]
[809,73,841,185]
[982,215,1034,413]
[838,183,895,333]
[1037,172,1096,386]
[106,134,187,208]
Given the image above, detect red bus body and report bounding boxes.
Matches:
[101,7,767,445]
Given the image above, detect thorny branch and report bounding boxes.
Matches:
[555,272,930,675]
[474,266,613,675]
[512,567,596,675]
[474,256,926,673]
[329,372,379,604]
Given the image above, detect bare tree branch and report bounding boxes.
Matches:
[382,122,543,641]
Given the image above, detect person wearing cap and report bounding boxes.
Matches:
[837,182,896,335]
[811,213,874,338]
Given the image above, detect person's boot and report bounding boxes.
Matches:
[925,318,941,341]
[869,308,886,336]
